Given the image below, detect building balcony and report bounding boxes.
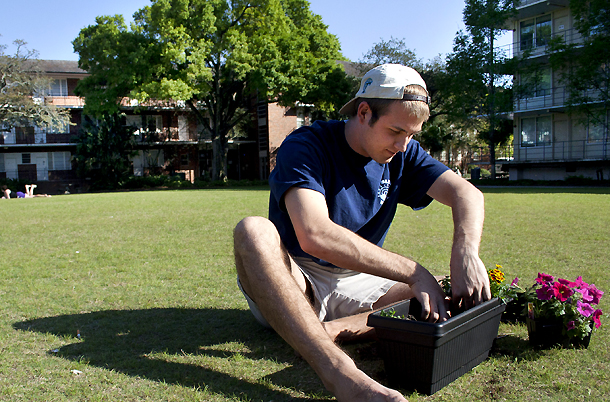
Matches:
[515,0,569,20]
[510,140,610,163]
[497,27,584,59]
[513,85,604,113]
[48,96,86,108]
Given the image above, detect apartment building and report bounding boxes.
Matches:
[0,60,307,193]
[505,0,609,180]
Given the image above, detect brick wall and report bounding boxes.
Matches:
[267,102,297,152]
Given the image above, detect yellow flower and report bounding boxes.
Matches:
[488,268,505,284]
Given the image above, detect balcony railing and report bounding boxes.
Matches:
[510,140,609,162]
[497,27,584,59]
[513,86,605,112]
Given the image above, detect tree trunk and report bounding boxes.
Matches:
[212,135,228,182]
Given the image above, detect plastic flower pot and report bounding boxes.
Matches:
[367,298,505,395]
[526,317,591,349]
[501,293,527,323]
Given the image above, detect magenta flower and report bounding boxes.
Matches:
[577,301,595,317]
[536,284,554,301]
[577,285,603,304]
[536,273,554,284]
[552,282,573,302]
[511,277,519,286]
[558,278,572,286]
[588,285,604,305]
[593,310,603,329]
[567,321,576,331]
[570,276,588,288]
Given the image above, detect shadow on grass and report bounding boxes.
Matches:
[491,333,551,361]
[13,308,331,401]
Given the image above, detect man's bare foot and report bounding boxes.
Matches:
[324,359,407,402]
[321,314,376,343]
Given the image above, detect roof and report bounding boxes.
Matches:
[37,60,87,74]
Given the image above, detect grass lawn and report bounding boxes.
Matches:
[0,187,608,401]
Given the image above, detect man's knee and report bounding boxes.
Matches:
[234,216,278,247]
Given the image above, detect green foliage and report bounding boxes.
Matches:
[358,37,421,71]
[0,40,71,131]
[72,113,138,190]
[445,0,517,178]
[72,0,349,181]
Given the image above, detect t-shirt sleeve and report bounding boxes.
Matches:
[269,132,328,211]
[399,141,450,210]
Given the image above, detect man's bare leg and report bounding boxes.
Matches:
[322,282,414,342]
[234,216,407,402]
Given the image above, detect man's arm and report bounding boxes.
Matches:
[284,186,449,322]
[426,170,491,309]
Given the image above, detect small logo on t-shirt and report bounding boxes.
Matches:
[378,179,391,205]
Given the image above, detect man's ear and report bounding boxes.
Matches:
[356,101,371,124]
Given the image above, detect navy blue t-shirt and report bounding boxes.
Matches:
[269,120,449,266]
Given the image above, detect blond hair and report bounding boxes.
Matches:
[351,84,430,126]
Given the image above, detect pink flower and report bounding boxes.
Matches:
[558,278,572,286]
[552,282,573,302]
[570,276,588,288]
[593,309,603,329]
[577,284,603,304]
[536,273,554,284]
[536,284,554,301]
[588,285,604,305]
[510,277,519,286]
[567,321,576,331]
[577,301,595,317]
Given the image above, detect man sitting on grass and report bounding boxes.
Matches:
[233,64,490,402]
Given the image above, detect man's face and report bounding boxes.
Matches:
[355,101,424,164]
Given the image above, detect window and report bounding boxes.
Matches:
[521,67,551,97]
[126,114,162,136]
[0,154,4,172]
[48,152,72,170]
[180,154,189,166]
[48,79,68,96]
[520,19,535,50]
[520,14,552,50]
[47,121,70,134]
[521,116,552,147]
[22,153,31,164]
[536,15,552,47]
[296,108,305,129]
[587,111,609,143]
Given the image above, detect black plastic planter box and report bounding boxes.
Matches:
[367,298,505,395]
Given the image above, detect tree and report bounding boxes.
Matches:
[445,0,516,179]
[0,39,70,132]
[358,37,421,71]
[73,0,349,181]
[547,0,609,135]
[357,39,475,169]
[72,113,138,190]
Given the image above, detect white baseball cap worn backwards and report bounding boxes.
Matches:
[339,63,430,116]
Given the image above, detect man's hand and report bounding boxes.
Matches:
[450,248,491,310]
[427,171,489,311]
[409,266,450,322]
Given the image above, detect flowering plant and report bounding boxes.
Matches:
[488,265,524,303]
[439,265,523,303]
[526,272,604,340]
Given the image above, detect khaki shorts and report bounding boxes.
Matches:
[238,256,397,327]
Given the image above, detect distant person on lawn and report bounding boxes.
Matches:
[1,185,11,199]
[233,64,490,402]
[16,184,51,198]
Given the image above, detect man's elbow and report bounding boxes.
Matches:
[296,228,329,258]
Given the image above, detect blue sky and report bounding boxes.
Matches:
[1,0,509,63]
